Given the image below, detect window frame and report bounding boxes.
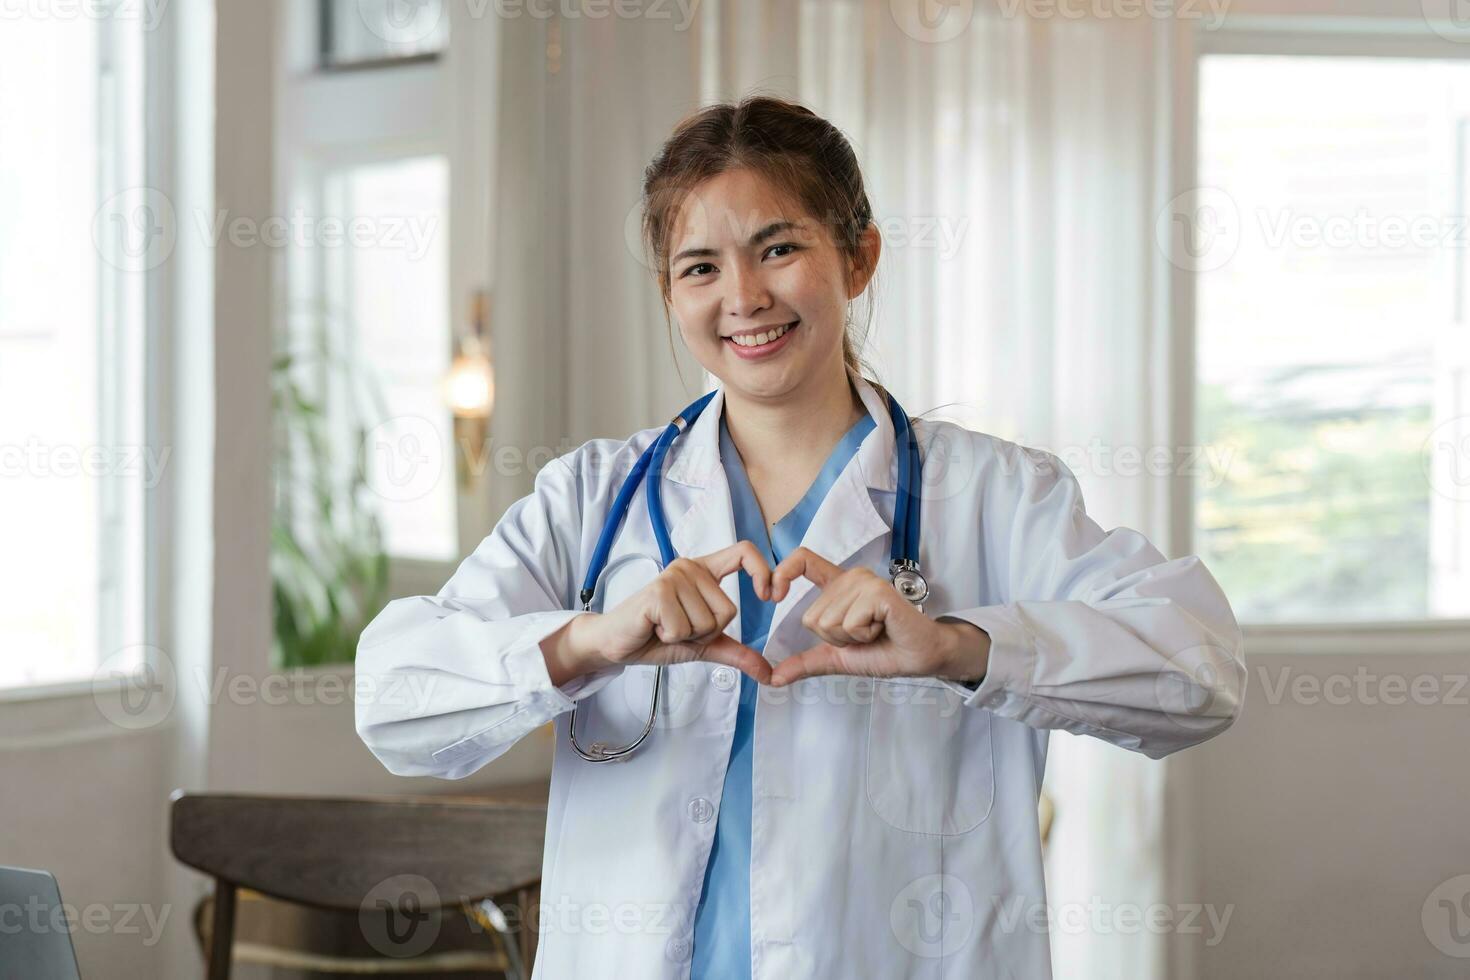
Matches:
[1184,20,1470,654]
[0,4,155,700]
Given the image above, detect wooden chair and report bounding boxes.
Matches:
[168,787,549,979]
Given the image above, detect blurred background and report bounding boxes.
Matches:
[3,0,1470,977]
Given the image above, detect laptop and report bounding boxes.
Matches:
[0,867,83,980]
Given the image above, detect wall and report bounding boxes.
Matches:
[1169,651,1470,978]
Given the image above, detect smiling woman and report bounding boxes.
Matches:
[355,95,1246,980]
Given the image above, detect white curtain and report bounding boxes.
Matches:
[491,4,1186,976]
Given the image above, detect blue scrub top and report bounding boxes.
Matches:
[690,406,876,979]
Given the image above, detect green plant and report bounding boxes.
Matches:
[270,337,390,668]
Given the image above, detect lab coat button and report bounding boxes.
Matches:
[711,667,735,691]
[666,936,692,961]
[688,797,714,823]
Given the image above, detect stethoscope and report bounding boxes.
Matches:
[568,389,928,763]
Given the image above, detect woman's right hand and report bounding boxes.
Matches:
[544,541,774,686]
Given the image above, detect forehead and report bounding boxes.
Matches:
[670,168,808,249]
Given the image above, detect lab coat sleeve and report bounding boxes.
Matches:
[935,445,1246,759]
[355,449,621,779]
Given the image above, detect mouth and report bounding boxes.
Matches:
[723,320,799,359]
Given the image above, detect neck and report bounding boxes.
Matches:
[722,369,867,476]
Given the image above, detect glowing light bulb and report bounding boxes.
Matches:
[445,345,494,419]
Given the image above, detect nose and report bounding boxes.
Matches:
[723,257,772,320]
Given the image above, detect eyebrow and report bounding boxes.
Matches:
[671,220,803,265]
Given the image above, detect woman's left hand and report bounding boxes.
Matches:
[767,547,990,687]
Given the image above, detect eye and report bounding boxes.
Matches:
[680,262,715,279]
[765,243,799,259]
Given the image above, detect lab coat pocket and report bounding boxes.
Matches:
[865,678,995,836]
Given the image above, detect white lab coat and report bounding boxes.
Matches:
[355,377,1245,980]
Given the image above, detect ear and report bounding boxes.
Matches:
[847,221,881,298]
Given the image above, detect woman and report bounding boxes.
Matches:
[355,96,1245,980]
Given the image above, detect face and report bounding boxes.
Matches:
[664,168,879,403]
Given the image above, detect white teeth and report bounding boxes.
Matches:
[731,322,793,347]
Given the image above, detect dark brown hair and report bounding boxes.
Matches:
[640,95,886,398]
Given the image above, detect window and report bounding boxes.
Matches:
[319,0,448,68]
[1195,53,1470,625]
[0,9,147,689]
[322,155,455,561]
[273,2,463,666]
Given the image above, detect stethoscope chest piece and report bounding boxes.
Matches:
[889,558,929,611]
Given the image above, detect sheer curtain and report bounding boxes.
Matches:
[710,6,1186,977]
[489,4,1187,976]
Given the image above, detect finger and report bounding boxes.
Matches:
[701,634,773,685]
[683,563,738,640]
[772,547,841,601]
[696,541,773,601]
[809,587,867,647]
[840,593,886,645]
[801,571,875,645]
[648,580,692,644]
[769,643,844,687]
[670,571,721,642]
